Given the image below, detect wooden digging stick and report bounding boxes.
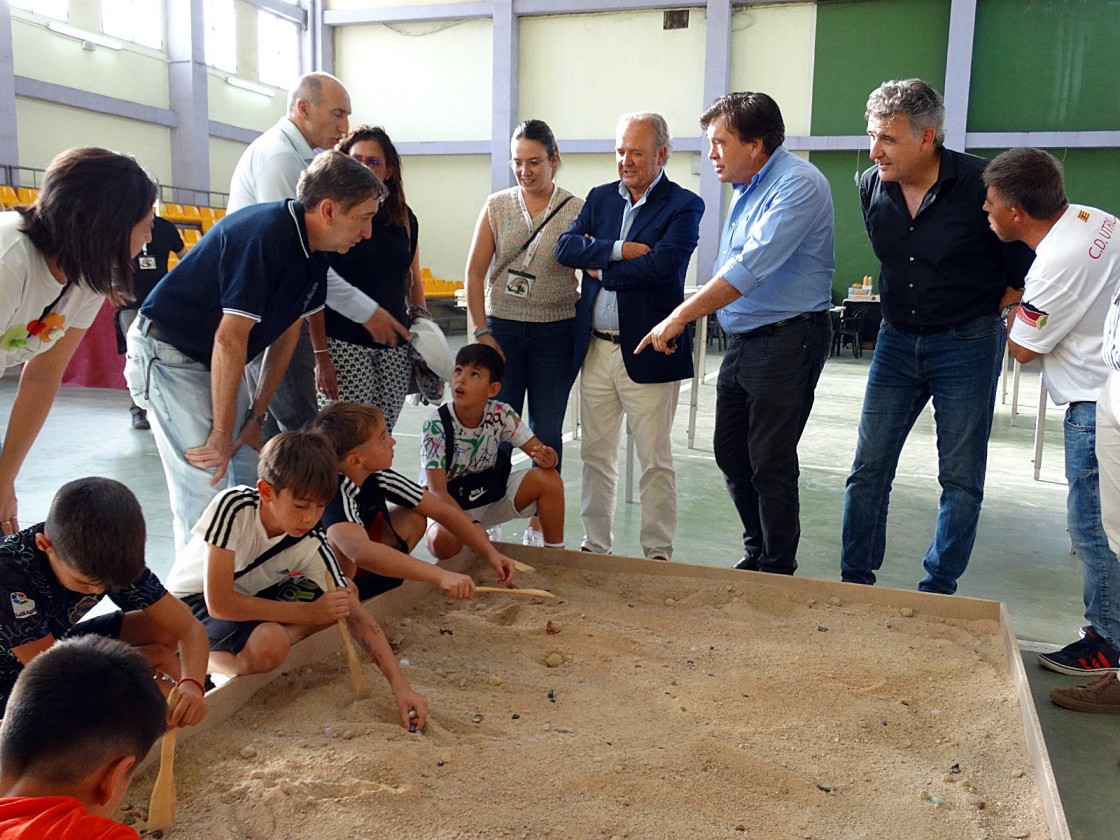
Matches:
[146,686,180,831]
[476,586,554,598]
[325,577,371,697]
[512,559,536,574]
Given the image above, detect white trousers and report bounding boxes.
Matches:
[579,336,680,559]
[1097,370,1120,556]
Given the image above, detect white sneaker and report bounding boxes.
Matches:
[522,526,544,547]
[486,524,503,542]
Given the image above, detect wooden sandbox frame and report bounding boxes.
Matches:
[151,546,1070,840]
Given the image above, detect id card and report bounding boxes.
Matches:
[138,256,157,270]
[505,268,535,298]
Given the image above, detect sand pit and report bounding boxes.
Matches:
[125,556,1052,839]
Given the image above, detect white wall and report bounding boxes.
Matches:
[333,19,493,142]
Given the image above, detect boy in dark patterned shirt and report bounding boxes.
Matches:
[0,477,209,724]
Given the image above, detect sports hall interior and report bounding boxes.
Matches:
[1,1,1118,837]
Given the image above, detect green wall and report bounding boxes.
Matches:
[970,0,1120,132]
[810,0,950,137]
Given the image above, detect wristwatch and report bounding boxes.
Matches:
[244,409,267,426]
[1000,302,1021,319]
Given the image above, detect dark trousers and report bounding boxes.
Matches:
[713,311,832,574]
[244,320,319,441]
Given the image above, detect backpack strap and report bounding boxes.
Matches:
[233,533,302,581]
[438,404,456,475]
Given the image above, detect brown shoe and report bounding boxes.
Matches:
[1050,672,1120,714]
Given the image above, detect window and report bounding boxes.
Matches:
[103,0,162,49]
[9,0,68,19]
[203,0,236,73]
[257,10,299,90]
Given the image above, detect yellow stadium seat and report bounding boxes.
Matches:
[420,267,464,299]
[181,228,202,248]
[167,252,179,270]
[0,186,18,208]
[16,187,37,206]
[164,203,203,226]
[199,207,223,232]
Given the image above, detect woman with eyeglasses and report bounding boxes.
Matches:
[312,125,425,431]
[0,147,157,537]
[464,119,583,468]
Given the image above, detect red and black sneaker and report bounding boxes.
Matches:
[1039,627,1120,676]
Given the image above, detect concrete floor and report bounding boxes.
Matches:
[2,342,1114,839]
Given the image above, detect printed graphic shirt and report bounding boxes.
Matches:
[419,400,534,482]
[0,525,167,710]
[1010,204,1120,404]
[164,486,344,599]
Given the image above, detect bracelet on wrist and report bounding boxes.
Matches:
[313,348,330,355]
[177,677,206,694]
[473,326,492,339]
[244,409,266,426]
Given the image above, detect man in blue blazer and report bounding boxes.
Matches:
[556,113,703,561]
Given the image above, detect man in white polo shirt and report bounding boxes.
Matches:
[982,147,1120,687]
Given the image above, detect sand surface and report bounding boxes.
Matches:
[125,562,1048,839]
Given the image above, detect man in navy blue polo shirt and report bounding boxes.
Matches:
[124,150,385,549]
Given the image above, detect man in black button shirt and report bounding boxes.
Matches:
[840,79,1032,595]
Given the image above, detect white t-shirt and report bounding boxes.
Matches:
[165,486,344,599]
[1009,204,1120,405]
[227,119,314,214]
[0,212,103,372]
[419,400,534,483]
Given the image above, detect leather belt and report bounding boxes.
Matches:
[135,314,170,344]
[736,310,820,340]
[591,329,621,344]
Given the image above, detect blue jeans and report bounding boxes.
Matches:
[841,315,1004,594]
[1065,401,1120,645]
[487,316,576,470]
[124,320,259,550]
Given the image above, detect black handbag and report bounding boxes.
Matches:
[439,404,512,510]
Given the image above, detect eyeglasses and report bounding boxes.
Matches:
[351,154,385,169]
[509,158,546,171]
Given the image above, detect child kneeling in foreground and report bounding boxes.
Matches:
[421,344,564,557]
[163,430,427,729]
[0,636,167,838]
[308,402,517,602]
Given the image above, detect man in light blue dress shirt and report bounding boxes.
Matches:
[637,92,834,574]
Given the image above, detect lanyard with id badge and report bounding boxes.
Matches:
[499,190,573,299]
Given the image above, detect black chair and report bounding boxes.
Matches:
[833,303,867,358]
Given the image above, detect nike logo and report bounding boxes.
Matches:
[468,488,486,502]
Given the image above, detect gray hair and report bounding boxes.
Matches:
[297,150,387,212]
[865,79,945,148]
[983,148,1068,220]
[288,71,345,114]
[618,112,672,158]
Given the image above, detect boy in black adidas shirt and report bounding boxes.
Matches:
[310,402,516,601]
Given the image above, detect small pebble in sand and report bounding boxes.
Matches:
[342,730,355,740]
[967,794,985,809]
[239,745,257,759]
[399,658,410,667]
[472,714,484,724]
[665,598,676,607]
[828,597,842,607]
[900,607,915,618]
[511,713,520,720]
[546,620,560,635]
[278,779,294,795]
[735,824,745,832]
[323,726,335,738]
[489,675,503,686]
[545,652,564,668]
